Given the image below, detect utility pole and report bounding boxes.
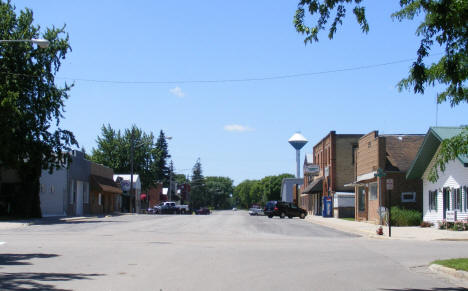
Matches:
[130,129,135,213]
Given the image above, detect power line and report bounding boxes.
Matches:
[1,53,443,85]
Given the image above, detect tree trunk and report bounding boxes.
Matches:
[15,162,42,218]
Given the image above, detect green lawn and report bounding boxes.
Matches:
[340,217,355,221]
[432,258,468,271]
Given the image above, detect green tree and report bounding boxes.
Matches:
[205,176,234,209]
[293,0,468,181]
[233,180,257,209]
[153,130,171,185]
[91,124,161,191]
[190,158,206,209]
[0,1,77,218]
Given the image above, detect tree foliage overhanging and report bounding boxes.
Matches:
[0,0,77,217]
[293,0,468,182]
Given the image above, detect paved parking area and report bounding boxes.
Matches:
[0,211,467,290]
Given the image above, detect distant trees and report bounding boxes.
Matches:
[90,124,171,191]
[205,176,234,210]
[233,174,294,209]
[0,1,77,217]
[189,159,233,209]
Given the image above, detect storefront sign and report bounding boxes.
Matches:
[304,164,320,175]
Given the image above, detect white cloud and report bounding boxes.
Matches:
[224,124,254,132]
[169,86,185,97]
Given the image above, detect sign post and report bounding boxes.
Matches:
[386,178,393,237]
[374,168,386,226]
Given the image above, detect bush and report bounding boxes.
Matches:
[420,221,434,228]
[439,220,468,231]
[390,206,422,226]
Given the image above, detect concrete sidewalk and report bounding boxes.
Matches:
[306,215,468,241]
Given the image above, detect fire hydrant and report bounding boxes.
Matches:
[376,225,384,235]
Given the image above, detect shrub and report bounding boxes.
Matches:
[438,220,468,231]
[420,221,434,228]
[390,206,422,226]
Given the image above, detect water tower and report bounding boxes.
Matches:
[288,132,308,178]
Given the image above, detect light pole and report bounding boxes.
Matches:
[0,38,50,48]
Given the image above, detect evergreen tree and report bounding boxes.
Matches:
[153,130,171,185]
[190,158,206,209]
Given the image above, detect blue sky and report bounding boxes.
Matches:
[13,1,468,184]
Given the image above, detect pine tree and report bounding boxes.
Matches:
[153,130,171,185]
[190,158,206,209]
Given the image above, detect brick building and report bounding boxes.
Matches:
[353,131,424,223]
[89,163,122,215]
[301,131,362,217]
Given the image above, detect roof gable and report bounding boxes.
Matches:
[406,127,468,179]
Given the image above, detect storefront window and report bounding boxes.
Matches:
[358,187,365,211]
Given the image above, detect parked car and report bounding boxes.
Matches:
[264,201,307,219]
[195,207,211,215]
[249,205,263,216]
[175,204,190,214]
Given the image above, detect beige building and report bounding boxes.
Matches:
[353,131,424,223]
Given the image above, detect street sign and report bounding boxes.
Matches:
[121,180,130,192]
[386,178,394,190]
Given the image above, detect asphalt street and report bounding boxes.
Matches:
[0,211,467,291]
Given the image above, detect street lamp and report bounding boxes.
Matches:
[0,38,50,48]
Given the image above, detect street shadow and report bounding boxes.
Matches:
[0,272,104,290]
[0,253,59,266]
[29,217,124,226]
[382,288,468,291]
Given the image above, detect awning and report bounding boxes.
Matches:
[91,175,122,194]
[301,177,323,194]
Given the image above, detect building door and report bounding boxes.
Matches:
[357,186,366,220]
[76,181,83,216]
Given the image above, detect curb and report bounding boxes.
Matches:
[306,218,378,238]
[429,264,468,282]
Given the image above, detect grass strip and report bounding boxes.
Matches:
[432,258,468,271]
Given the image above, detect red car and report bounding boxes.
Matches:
[195,207,211,215]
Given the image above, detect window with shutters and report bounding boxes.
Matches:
[464,186,467,212]
[454,187,462,211]
[429,190,437,211]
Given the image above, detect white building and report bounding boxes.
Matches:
[113,174,141,213]
[406,127,468,224]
